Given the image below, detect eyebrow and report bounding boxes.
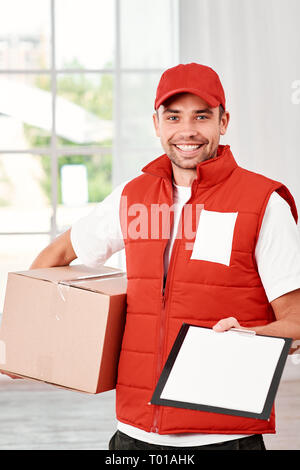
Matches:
[162,107,213,115]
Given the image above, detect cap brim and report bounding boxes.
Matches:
[155,88,220,110]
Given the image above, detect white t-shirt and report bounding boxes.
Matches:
[71,180,300,447]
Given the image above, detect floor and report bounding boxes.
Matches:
[0,375,117,450]
[0,370,299,450]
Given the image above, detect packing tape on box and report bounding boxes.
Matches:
[57,283,70,302]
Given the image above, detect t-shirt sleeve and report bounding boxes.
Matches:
[70,181,128,268]
[255,191,300,302]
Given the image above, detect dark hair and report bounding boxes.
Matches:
[219,104,225,121]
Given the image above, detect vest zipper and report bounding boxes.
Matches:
[150,292,166,433]
[151,238,180,433]
[150,180,174,433]
[150,179,198,433]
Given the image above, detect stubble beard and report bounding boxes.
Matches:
[166,143,219,170]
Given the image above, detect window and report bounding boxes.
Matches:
[0,0,179,312]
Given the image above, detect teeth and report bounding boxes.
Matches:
[176,144,201,151]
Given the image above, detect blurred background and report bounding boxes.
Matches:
[0,0,299,450]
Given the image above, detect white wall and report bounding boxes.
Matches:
[179,0,300,211]
[179,0,300,379]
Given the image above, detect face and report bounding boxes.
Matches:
[153,93,230,170]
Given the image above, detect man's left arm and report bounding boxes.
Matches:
[213,288,300,353]
[213,192,300,353]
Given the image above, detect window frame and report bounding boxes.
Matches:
[0,0,179,241]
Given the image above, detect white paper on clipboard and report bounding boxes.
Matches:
[151,324,292,419]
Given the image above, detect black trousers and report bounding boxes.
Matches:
[109,430,266,451]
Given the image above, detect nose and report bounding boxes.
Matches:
[174,118,201,140]
[176,127,199,140]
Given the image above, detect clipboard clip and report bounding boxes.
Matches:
[229,327,256,336]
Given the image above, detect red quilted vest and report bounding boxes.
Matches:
[116,144,298,435]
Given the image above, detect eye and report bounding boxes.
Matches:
[167,115,178,121]
[196,115,207,120]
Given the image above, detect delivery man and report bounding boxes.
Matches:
[29,63,300,450]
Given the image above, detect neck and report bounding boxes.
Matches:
[171,153,217,187]
[171,163,196,187]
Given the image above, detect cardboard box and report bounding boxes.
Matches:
[0,264,127,393]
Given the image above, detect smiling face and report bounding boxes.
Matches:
[153,92,230,176]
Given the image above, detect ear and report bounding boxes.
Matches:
[220,110,230,136]
[153,112,160,137]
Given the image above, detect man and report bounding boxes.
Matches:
[29,63,300,450]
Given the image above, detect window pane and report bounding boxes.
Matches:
[56,153,112,233]
[113,147,162,186]
[120,73,162,149]
[56,0,114,70]
[0,154,52,232]
[0,74,52,150]
[56,74,113,147]
[0,234,50,314]
[0,0,50,70]
[120,0,175,68]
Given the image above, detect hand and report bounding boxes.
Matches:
[290,340,300,355]
[212,317,243,332]
[0,370,23,380]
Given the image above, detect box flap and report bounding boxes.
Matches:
[62,274,127,295]
[13,264,124,283]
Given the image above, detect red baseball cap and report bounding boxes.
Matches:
[154,62,225,111]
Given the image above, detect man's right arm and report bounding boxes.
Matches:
[29,228,77,269]
[29,180,129,271]
[1,181,128,380]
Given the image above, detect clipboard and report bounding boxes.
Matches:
[151,323,292,420]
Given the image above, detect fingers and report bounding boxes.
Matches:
[212,317,241,332]
[289,340,300,355]
[0,370,23,380]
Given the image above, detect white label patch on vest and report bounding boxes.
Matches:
[190,210,238,266]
